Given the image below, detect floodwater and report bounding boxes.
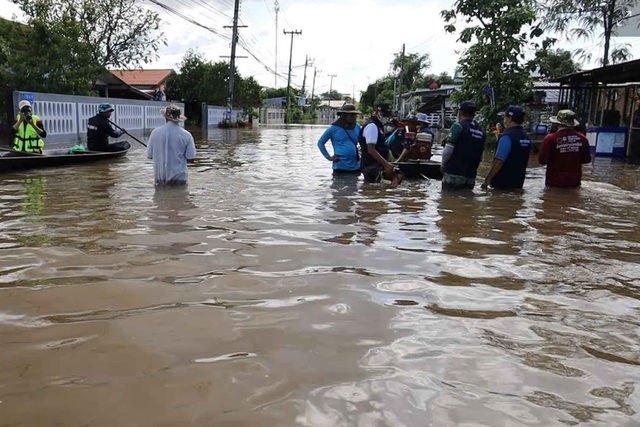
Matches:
[0,125,639,427]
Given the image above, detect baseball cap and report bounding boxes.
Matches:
[376,102,393,117]
[504,105,525,121]
[458,100,477,115]
[18,100,32,110]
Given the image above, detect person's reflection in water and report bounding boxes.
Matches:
[323,174,361,245]
[151,186,197,235]
[22,177,46,221]
[535,186,586,255]
[437,191,485,258]
[477,191,528,257]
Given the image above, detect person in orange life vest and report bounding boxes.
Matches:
[12,100,46,153]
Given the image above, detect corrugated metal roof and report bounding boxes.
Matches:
[109,69,174,86]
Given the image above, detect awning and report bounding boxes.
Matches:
[417,95,445,114]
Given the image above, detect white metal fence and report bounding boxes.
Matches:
[13,91,184,145]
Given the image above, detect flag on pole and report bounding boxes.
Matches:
[486,85,496,109]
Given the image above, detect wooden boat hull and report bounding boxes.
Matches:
[394,160,443,180]
[0,141,131,173]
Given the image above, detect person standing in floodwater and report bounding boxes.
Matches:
[538,109,591,188]
[440,100,486,190]
[146,105,197,186]
[317,104,361,174]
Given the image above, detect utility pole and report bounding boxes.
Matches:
[328,73,337,99]
[274,0,279,87]
[311,67,320,111]
[300,55,312,106]
[284,29,302,124]
[222,0,247,123]
[394,43,405,113]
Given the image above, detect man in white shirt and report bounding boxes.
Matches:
[357,102,403,187]
[146,105,197,186]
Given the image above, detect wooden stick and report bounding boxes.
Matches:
[107,119,147,147]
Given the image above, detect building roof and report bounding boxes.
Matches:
[552,59,640,85]
[95,71,154,100]
[109,69,174,86]
[319,100,346,109]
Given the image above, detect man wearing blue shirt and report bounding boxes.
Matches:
[317,104,362,174]
[481,105,532,190]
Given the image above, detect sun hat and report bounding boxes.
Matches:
[549,109,580,127]
[98,103,115,113]
[336,103,361,115]
[18,100,32,110]
[162,104,187,122]
[416,112,431,123]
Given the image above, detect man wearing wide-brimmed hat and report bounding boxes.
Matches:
[146,104,197,186]
[317,103,362,174]
[538,109,591,188]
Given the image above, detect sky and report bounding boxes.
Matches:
[3,0,640,100]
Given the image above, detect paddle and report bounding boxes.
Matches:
[107,119,147,147]
[0,147,44,156]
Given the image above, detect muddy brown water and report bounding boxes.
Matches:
[0,126,639,426]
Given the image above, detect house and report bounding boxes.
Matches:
[94,71,154,100]
[109,69,175,99]
[399,86,460,128]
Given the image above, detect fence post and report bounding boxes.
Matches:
[201,102,208,128]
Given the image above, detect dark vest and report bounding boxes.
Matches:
[491,126,532,189]
[443,119,486,178]
[87,114,110,149]
[358,117,389,168]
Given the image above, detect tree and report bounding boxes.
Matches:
[320,89,342,100]
[539,0,638,66]
[359,76,394,111]
[442,0,543,126]
[0,17,100,95]
[530,49,581,79]
[167,50,264,123]
[392,52,431,93]
[415,71,456,89]
[13,0,165,69]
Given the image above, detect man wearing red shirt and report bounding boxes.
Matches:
[538,109,592,187]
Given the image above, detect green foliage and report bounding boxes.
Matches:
[392,52,431,93]
[441,0,540,127]
[415,72,456,89]
[359,76,395,111]
[530,49,580,79]
[13,0,165,69]
[166,50,263,124]
[539,0,637,66]
[261,87,291,99]
[0,17,100,95]
[320,89,342,100]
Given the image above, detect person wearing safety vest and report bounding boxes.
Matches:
[481,105,532,190]
[12,100,46,153]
